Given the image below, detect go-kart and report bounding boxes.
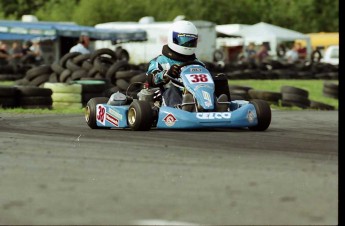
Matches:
[85,61,271,131]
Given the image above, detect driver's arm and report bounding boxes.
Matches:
[146,60,169,87]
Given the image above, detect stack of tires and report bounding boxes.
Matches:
[16,86,53,109]
[43,83,82,109]
[49,49,146,100]
[50,49,134,84]
[280,85,310,109]
[322,81,338,99]
[248,89,282,106]
[71,80,109,106]
[111,70,146,98]
[0,86,18,108]
[228,84,253,100]
[309,100,335,110]
[15,65,52,87]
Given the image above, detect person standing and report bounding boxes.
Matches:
[285,44,299,63]
[256,44,269,63]
[244,42,257,64]
[70,34,90,54]
[20,40,36,64]
[0,42,10,66]
[29,40,43,64]
[9,41,23,62]
[296,42,307,60]
[7,41,23,72]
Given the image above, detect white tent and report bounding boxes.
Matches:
[231,22,312,58]
[216,24,250,37]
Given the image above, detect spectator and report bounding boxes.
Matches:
[29,40,43,64]
[285,44,299,63]
[0,42,10,66]
[21,40,36,64]
[256,44,269,63]
[9,41,23,62]
[296,42,307,60]
[22,40,33,55]
[70,34,90,54]
[7,41,24,72]
[244,42,257,64]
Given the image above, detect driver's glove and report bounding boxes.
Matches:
[166,64,181,79]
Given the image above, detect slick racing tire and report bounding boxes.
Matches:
[85,97,109,129]
[248,99,271,131]
[127,100,153,131]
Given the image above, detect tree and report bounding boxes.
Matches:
[0,0,47,19]
[35,0,79,22]
[0,0,339,33]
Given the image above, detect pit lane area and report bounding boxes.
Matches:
[0,110,338,225]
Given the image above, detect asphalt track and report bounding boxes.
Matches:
[0,110,338,225]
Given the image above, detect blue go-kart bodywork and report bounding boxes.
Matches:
[85,62,271,131]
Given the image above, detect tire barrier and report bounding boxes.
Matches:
[280,85,310,109]
[322,81,338,99]
[309,100,335,110]
[1,48,339,82]
[0,86,18,108]
[15,64,52,87]
[0,86,53,109]
[223,59,337,80]
[228,84,253,100]
[248,89,282,106]
[72,80,109,107]
[229,84,336,110]
[43,82,82,109]
[2,48,338,111]
[16,86,53,109]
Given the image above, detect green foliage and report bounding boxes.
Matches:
[0,0,339,32]
[0,0,46,19]
[72,0,148,26]
[35,0,79,22]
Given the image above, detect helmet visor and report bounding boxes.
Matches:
[173,32,198,48]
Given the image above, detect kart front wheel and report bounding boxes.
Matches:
[248,99,271,131]
[127,100,153,131]
[85,97,109,129]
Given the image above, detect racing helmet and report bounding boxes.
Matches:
[167,20,198,56]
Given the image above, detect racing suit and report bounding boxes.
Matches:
[146,44,204,107]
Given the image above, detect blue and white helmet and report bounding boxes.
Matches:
[168,20,198,56]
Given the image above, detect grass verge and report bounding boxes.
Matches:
[229,79,338,110]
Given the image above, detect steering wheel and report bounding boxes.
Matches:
[166,61,205,87]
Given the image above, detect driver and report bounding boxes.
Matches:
[146,20,206,108]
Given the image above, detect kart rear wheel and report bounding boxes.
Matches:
[127,100,153,131]
[85,97,109,129]
[248,99,271,131]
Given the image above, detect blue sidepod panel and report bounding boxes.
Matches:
[93,102,259,129]
[156,103,258,129]
[95,104,129,128]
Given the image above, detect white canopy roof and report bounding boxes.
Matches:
[229,22,312,57]
[216,24,250,36]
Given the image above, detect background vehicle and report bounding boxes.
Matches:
[320,45,339,65]
[94,17,217,65]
